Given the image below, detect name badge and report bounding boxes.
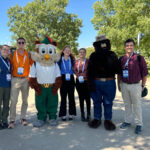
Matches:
[79,76,84,83]
[17,67,24,75]
[65,73,71,81]
[6,74,11,81]
[123,69,128,78]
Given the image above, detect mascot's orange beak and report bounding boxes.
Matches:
[44,54,50,60]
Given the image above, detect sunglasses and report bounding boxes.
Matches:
[18,42,25,45]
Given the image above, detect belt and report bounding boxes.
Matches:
[13,76,28,78]
[39,84,53,88]
[124,82,140,84]
[96,77,115,82]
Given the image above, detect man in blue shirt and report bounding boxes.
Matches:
[0,45,11,129]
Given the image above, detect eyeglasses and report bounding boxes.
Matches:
[18,42,25,45]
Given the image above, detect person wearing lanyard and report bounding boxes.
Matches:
[8,37,33,129]
[118,39,148,134]
[58,46,76,121]
[74,48,91,122]
[0,45,11,130]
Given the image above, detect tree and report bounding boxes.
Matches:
[7,0,82,53]
[92,0,150,57]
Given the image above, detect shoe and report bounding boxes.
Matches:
[120,122,131,129]
[49,119,58,126]
[81,113,86,122]
[2,123,9,129]
[61,116,67,121]
[33,120,45,127]
[88,119,101,128]
[68,115,73,121]
[8,121,15,129]
[135,125,142,134]
[20,118,28,126]
[0,124,3,130]
[104,120,116,131]
[85,114,91,122]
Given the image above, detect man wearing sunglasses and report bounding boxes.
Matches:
[8,37,33,129]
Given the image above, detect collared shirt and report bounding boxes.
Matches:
[74,59,88,80]
[120,53,148,83]
[9,50,33,77]
[60,57,74,75]
[0,56,11,87]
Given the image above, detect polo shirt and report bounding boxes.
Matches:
[10,50,33,77]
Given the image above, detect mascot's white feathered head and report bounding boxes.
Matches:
[31,35,60,66]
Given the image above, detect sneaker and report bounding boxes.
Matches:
[88,119,101,128]
[33,120,45,127]
[120,122,131,129]
[20,118,28,126]
[2,123,9,129]
[135,125,142,134]
[8,121,15,129]
[68,115,73,121]
[61,116,67,121]
[49,119,58,126]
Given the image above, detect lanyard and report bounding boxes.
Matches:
[16,50,26,67]
[77,59,86,73]
[124,53,134,67]
[62,57,71,73]
[0,55,10,71]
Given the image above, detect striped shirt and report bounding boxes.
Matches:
[120,53,148,84]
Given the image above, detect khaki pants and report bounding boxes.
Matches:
[120,82,143,126]
[9,77,29,121]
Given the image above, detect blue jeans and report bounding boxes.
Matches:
[90,80,116,120]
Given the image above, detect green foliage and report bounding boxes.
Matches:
[92,0,150,57]
[86,47,94,58]
[7,0,82,52]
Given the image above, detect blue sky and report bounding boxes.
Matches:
[0,0,98,48]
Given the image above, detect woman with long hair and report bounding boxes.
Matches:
[58,46,76,121]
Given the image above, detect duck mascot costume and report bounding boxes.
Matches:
[29,35,62,127]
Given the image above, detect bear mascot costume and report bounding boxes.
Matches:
[87,35,121,130]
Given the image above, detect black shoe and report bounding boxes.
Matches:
[135,125,142,134]
[68,115,73,121]
[104,120,116,131]
[85,114,91,122]
[2,123,9,129]
[0,124,3,130]
[81,113,86,122]
[88,119,101,128]
[61,116,67,121]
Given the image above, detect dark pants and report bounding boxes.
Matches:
[0,87,11,124]
[59,75,76,117]
[90,80,116,120]
[76,79,91,116]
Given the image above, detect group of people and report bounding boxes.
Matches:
[0,35,148,135]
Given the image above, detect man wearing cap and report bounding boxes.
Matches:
[118,39,148,134]
[8,37,33,129]
[87,35,121,130]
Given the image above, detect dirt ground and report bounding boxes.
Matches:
[0,79,150,150]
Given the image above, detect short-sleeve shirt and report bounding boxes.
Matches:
[120,53,148,83]
[10,50,33,77]
[29,62,61,84]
